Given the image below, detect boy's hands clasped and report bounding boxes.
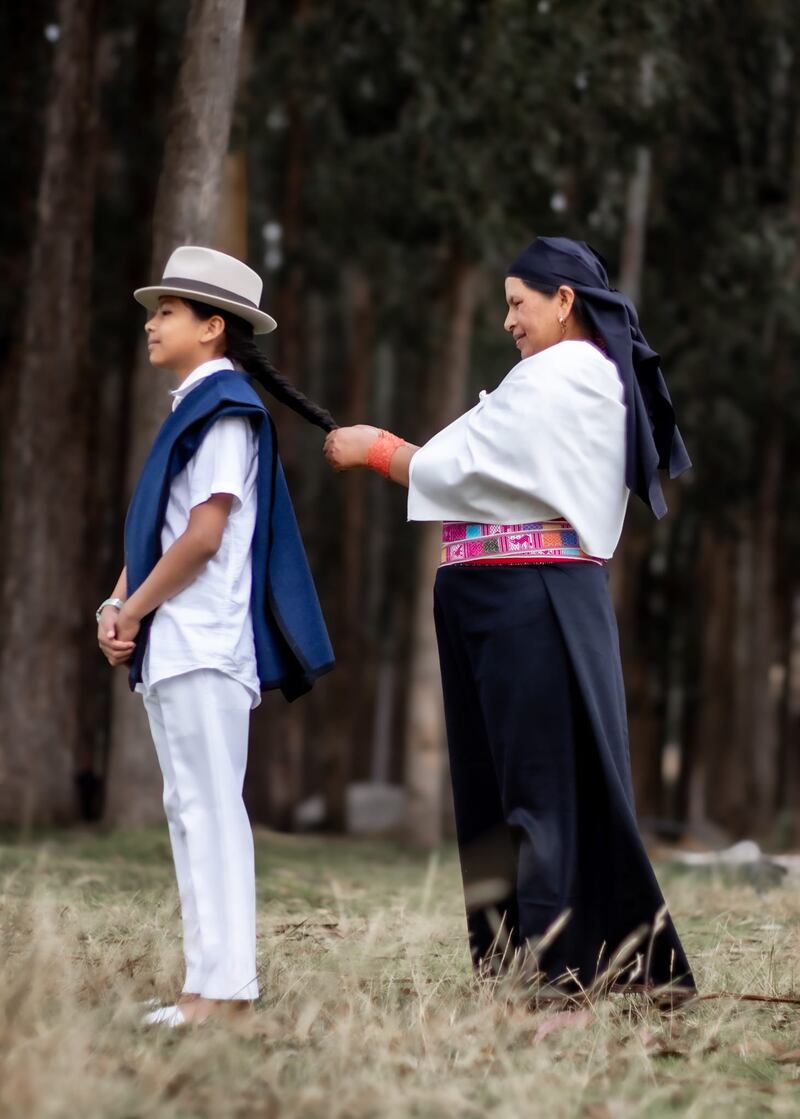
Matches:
[97,605,138,667]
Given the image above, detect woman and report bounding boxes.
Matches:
[324,236,694,997]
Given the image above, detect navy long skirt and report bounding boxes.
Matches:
[433,562,694,992]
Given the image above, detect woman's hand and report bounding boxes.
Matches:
[97,606,136,667]
[324,425,381,471]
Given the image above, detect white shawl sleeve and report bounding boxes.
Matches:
[407,340,629,559]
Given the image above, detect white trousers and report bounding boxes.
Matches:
[141,669,259,1001]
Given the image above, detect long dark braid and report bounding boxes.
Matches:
[185,298,338,432]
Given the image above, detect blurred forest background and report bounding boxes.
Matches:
[0,0,798,845]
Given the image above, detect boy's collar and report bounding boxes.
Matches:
[170,358,234,411]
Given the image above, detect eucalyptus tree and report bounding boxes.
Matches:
[104,0,248,826]
[0,0,101,825]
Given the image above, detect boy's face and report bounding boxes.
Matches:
[144,297,224,377]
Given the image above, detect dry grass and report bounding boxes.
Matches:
[1,828,799,1119]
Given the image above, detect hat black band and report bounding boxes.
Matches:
[161,276,258,310]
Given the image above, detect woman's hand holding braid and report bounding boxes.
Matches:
[323,425,381,471]
[324,426,418,485]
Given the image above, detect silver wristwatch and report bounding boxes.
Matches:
[96,597,125,624]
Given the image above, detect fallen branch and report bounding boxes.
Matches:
[695,991,800,1006]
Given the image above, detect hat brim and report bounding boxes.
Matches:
[134,285,277,334]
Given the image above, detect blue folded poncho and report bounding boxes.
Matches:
[124,371,334,701]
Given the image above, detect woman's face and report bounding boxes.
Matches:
[144,297,223,375]
[504,277,568,360]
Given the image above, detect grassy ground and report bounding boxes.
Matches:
[1,828,799,1119]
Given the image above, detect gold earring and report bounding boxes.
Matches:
[558,316,567,335]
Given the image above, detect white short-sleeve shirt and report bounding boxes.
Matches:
[138,358,261,707]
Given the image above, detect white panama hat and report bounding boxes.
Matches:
[134,245,277,334]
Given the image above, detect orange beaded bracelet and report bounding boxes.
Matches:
[365,429,407,478]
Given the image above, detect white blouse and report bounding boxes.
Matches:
[407,340,630,559]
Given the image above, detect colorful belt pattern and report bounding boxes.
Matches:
[440,519,603,567]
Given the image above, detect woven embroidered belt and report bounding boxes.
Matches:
[440,519,604,567]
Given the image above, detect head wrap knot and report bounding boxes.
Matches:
[507,236,690,518]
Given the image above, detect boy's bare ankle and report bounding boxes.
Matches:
[175,995,250,1023]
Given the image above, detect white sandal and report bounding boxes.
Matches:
[141,1004,187,1028]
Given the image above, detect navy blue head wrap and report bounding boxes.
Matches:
[507,236,690,518]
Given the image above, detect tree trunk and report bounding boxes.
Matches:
[404,256,480,847]
[217,151,249,261]
[274,0,312,427]
[745,404,783,833]
[611,54,661,820]
[618,55,654,306]
[685,526,738,833]
[103,0,246,827]
[611,512,662,819]
[403,522,447,846]
[784,591,800,847]
[321,265,372,830]
[0,0,100,826]
[245,693,306,828]
[737,99,800,836]
[0,0,54,493]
